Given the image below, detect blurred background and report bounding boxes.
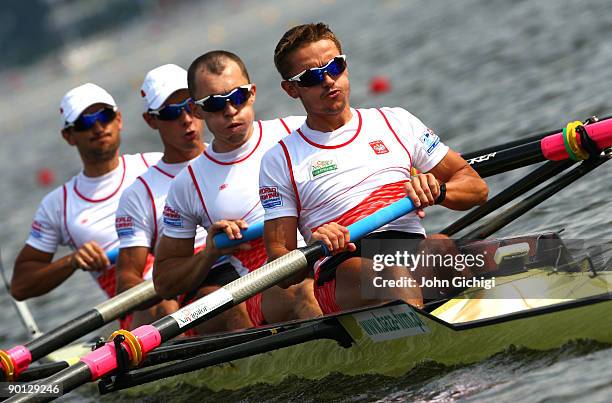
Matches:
[0,1,611,400]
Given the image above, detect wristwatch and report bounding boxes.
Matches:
[435,182,447,204]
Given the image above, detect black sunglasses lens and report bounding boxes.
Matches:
[200,87,251,112]
[200,97,227,113]
[296,70,322,87]
[157,103,190,121]
[230,87,250,106]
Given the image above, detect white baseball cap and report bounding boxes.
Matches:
[60,83,117,125]
[141,64,188,111]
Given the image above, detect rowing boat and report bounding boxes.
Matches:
[2,117,611,402]
[33,232,610,397]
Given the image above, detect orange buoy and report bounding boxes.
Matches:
[37,168,55,187]
[369,76,391,94]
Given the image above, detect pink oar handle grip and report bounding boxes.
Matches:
[80,325,161,380]
[542,119,612,160]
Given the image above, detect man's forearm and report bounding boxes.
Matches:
[116,270,144,295]
[154,248,218,298]
[440,172,488,210]
[11,255,75,300]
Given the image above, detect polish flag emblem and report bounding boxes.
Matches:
[369,140,389,155]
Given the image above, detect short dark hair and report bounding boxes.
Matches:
[187,50,251,98]
[274,23,343,79]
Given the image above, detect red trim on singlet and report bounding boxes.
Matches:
[203,121,263,165]
[62,184,77,249]
[311,181,409,232]
[187,165,213,225]
[152,165,175,179]
[140,153,150,168]
[376,108,413,168]
[278,140,301,215]
[296,110,362,149]
[240,201,261,221]
[73,155,126,202]
[278,117,292,134]
[136,176,158,249]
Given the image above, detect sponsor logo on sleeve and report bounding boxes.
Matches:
[30,220,43,239]
[259,186,283,209]
[162,205,183,228]
[369,140,389,155]
[418,128,440,155]
[115,216,135,238]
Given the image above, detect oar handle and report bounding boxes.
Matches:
[317,197,417,256]
[213,221,264,249]
[347,197,416,242]
[106,248,119,264]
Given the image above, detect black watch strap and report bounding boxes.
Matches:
[435,182,447,204]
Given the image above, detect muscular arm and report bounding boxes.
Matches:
[429,149,488,210]
[11,245,75,301]
[12,240,111,300]
[264,216,308,287]
[154,235,218,299]
[116,246,149,294]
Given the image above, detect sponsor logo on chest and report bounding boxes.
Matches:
[309,155,339,180]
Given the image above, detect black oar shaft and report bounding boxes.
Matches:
[26,280,156,362]
[461,156,609,240]
[26,311,102,361]
[7,362,91,403]
[468,141,544,178]
[99,320,350,394]
[462,131,557,161]
[441,160,575,236]
[461,114,611,162]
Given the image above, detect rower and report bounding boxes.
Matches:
[114,64,206,328]
[154,50,322,332]
[11,84,162,311]
[259,23,489,313]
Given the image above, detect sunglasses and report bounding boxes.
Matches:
[286,55,347,87]
[149,98,193,121]
[193,84,253,113]
[65,107,117,131]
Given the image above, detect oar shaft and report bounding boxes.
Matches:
[441,160,575,236]
[26,281,156,361]
[468,141,543,177]
[461,156,609,240]
[467,118,612,177]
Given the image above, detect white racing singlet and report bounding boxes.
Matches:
[163,117,305,275]
[259,107,449,243]
[26,152,162,297]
